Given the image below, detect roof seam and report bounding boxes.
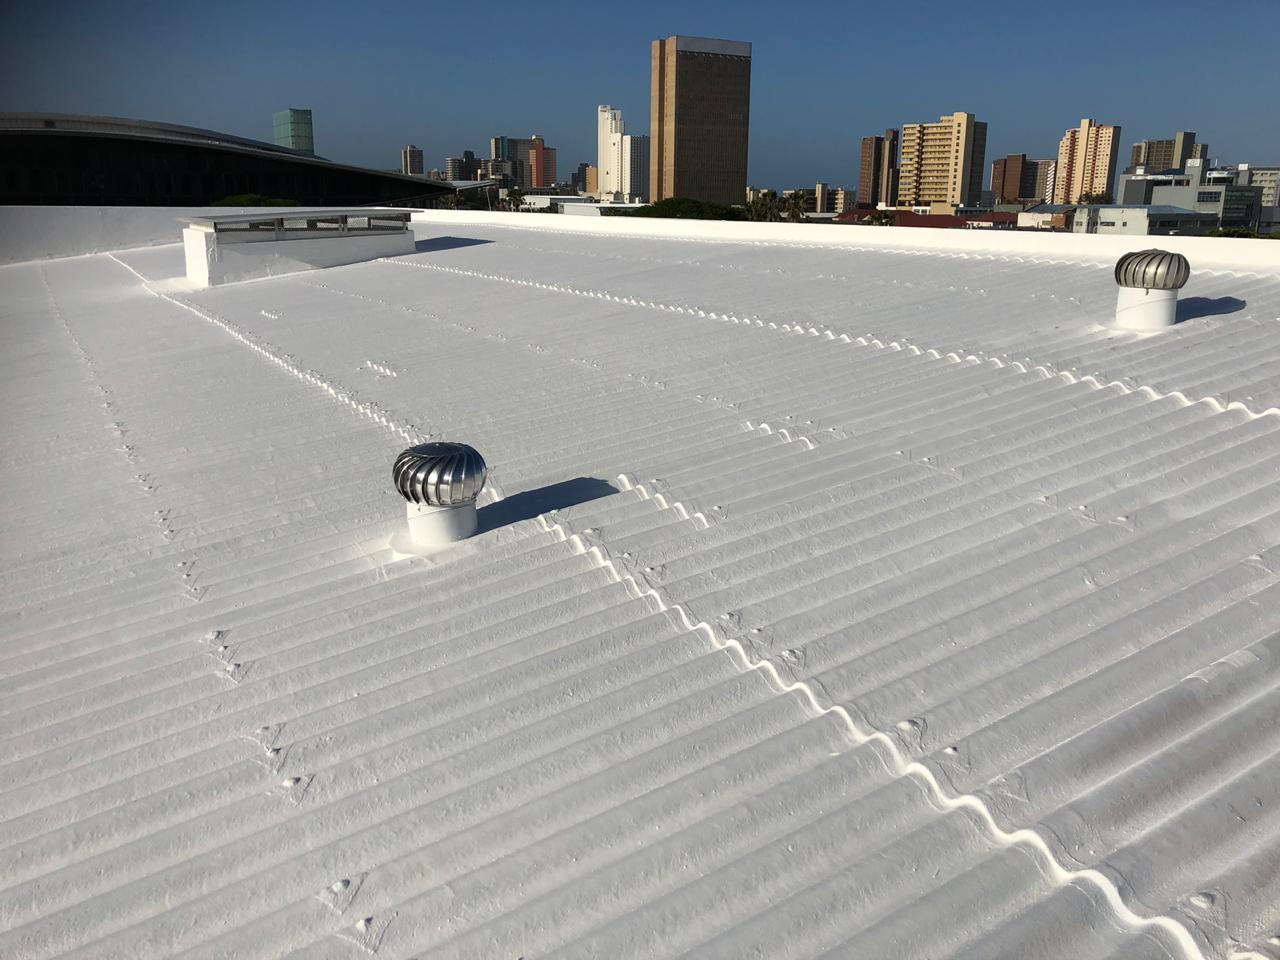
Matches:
[382,255,1276,422]
[296,273,824,451]
[537,480,1210,960]
[105,255,428,446]
[36,264,195,598]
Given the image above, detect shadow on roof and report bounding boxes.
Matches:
[413,236,495,254]
[1177,296,1247,322]
[477,477,620,533]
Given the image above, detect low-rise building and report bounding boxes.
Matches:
[1248,166,1280,207]
[1016,204,1075,230]
[1068,204,1217,235]
[1119,158,1264,230]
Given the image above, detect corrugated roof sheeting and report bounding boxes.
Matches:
[1,224,1278,959]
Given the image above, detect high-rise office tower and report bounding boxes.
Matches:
[620,134,650,201]
[401,144,424,176]
[1128,131,1207,173]
[991,154,1025,204]
[445,150,480,182]
[1054,118,1122,203]
[857,129,899,206]
[650,35,752,206]
[490,135,556,190]
[897,111,987,207]
[528,138,557,188]
[1030,159,1056,202]
[991,155,1057,203]
[273,108,314,155]
[597,106,625,197]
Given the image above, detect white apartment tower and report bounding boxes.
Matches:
[597,105,625,198]
[620,133,650,202]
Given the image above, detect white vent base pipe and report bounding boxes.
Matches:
[406,501,477,549]
[1114,286,1178,331]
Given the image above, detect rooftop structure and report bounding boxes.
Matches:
[2,207,1280,960]
[181,208,415,286]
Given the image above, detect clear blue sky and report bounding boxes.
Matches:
[3,0,1276,190]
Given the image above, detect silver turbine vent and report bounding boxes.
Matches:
[1114,249,1190,291]
[1113,249,1189,331]
[393,442,488,507]
[391,442,486,506]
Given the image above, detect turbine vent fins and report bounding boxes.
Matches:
[1114,249,1190,290]
[392,442,488,507]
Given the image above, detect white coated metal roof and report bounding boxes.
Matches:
[2,214,1279,959]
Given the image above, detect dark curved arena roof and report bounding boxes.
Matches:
[0,112,453,207]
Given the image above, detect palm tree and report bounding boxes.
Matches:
[783,190,807,223]
[503,187,525,211]
[748,190,782,222]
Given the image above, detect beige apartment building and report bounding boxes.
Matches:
[1054,118,1122,203]
[650,35,752,206]
[896,111,987,208]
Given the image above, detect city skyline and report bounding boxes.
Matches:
[3,0,1276,191]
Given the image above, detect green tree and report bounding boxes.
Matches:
[626,197,747,220]
[748,190,782,222]
[503,187,525,211]
[783,190,808,223]
[212,193,299,207]
[1206,227,1280,238]
[1079,191,1114,204]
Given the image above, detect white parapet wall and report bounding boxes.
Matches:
[410,209,1280,274]
[183,209,415,287]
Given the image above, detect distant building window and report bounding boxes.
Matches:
[1197,191,1221,202]
[1100,220,1116,227]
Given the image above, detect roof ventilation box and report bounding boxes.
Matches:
[393,442,487,549]
[1113,249,1190,331]
[183,210,414,287]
